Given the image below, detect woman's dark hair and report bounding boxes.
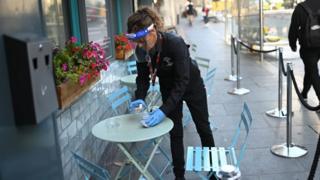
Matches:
[127,7,164,33]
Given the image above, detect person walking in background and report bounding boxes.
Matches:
[202,5,210,25]
[288,0,320,108]
[126,7,215,180]
[185,0,195,26]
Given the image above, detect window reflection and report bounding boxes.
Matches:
[85,0,112,59]
[228,0,299,45]
[42,0,66,47]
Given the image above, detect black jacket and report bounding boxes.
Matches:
[288,0,320,49]
[134,32,203,115]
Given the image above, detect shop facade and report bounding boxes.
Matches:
[0,0,132,179]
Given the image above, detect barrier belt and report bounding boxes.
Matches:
[278,50,287,76]
[308,133,320,180]
[231,36,238,54]
[238,40,278,53]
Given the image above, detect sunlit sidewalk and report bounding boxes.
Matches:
[176,16,320,180]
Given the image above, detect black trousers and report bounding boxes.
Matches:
[162,84,215,178]
[300,48,320,101]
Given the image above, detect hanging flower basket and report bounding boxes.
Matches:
[114,34,134,60]
[53,37,110,109]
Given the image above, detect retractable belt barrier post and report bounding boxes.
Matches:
[266,48,287,118]
[228,38,250,95]
[271,62,308,158]
[225,35,242,82]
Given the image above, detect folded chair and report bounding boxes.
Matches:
[185,102,253,179]
[72,151,111,180]
[190,43,210,75]
[204,68,217,97]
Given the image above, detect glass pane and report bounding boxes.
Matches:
[42,0,66,47]
[85,0,111,59]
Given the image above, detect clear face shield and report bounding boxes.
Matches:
[125,24,154,49]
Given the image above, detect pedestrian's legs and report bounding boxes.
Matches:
[167,101,185,178]
[186,86,215,147]
[300,49,312,97]
[187,15,193,26]
[300,48,320,101]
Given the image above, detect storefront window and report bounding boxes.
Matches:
[227,0,297,45]
[42,0,66,47]
[85,0,112,59]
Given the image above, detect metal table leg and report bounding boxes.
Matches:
[116,137,164,180]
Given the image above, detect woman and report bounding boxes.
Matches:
[126,7,215,180]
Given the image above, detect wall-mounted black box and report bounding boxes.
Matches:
[3,34,58,125]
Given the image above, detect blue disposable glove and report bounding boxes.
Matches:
[144,109,166,127]
[129,99,146,112]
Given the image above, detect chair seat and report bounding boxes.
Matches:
[186,146,237,172]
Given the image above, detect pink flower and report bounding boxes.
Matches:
[102,64,108,70]
[83,50,95,59]
[70,37,77,43]
[79,74,87,85]
[62,63,68,71]
[91,63,97,69]
[91,51,98,59]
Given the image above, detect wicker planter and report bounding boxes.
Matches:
[115,49,134,60]
[56,75,100,109]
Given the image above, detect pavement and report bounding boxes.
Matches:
[103,17,320,180]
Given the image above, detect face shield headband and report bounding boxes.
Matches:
[126,24,154,40]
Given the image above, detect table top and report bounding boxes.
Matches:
[92,113,173,143]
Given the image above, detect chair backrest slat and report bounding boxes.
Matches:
[203,147,211,171]
[112,94,131,110]
[195,147,202,171]
[107,86,129,102]
[205,68,216,81]
[186,146,194,171]
[244,102,253,124]
[106,86,131,114]
[241,113,250,133]
[218,147,227,167]
[195,56,210,69]
[210,147,219,171]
